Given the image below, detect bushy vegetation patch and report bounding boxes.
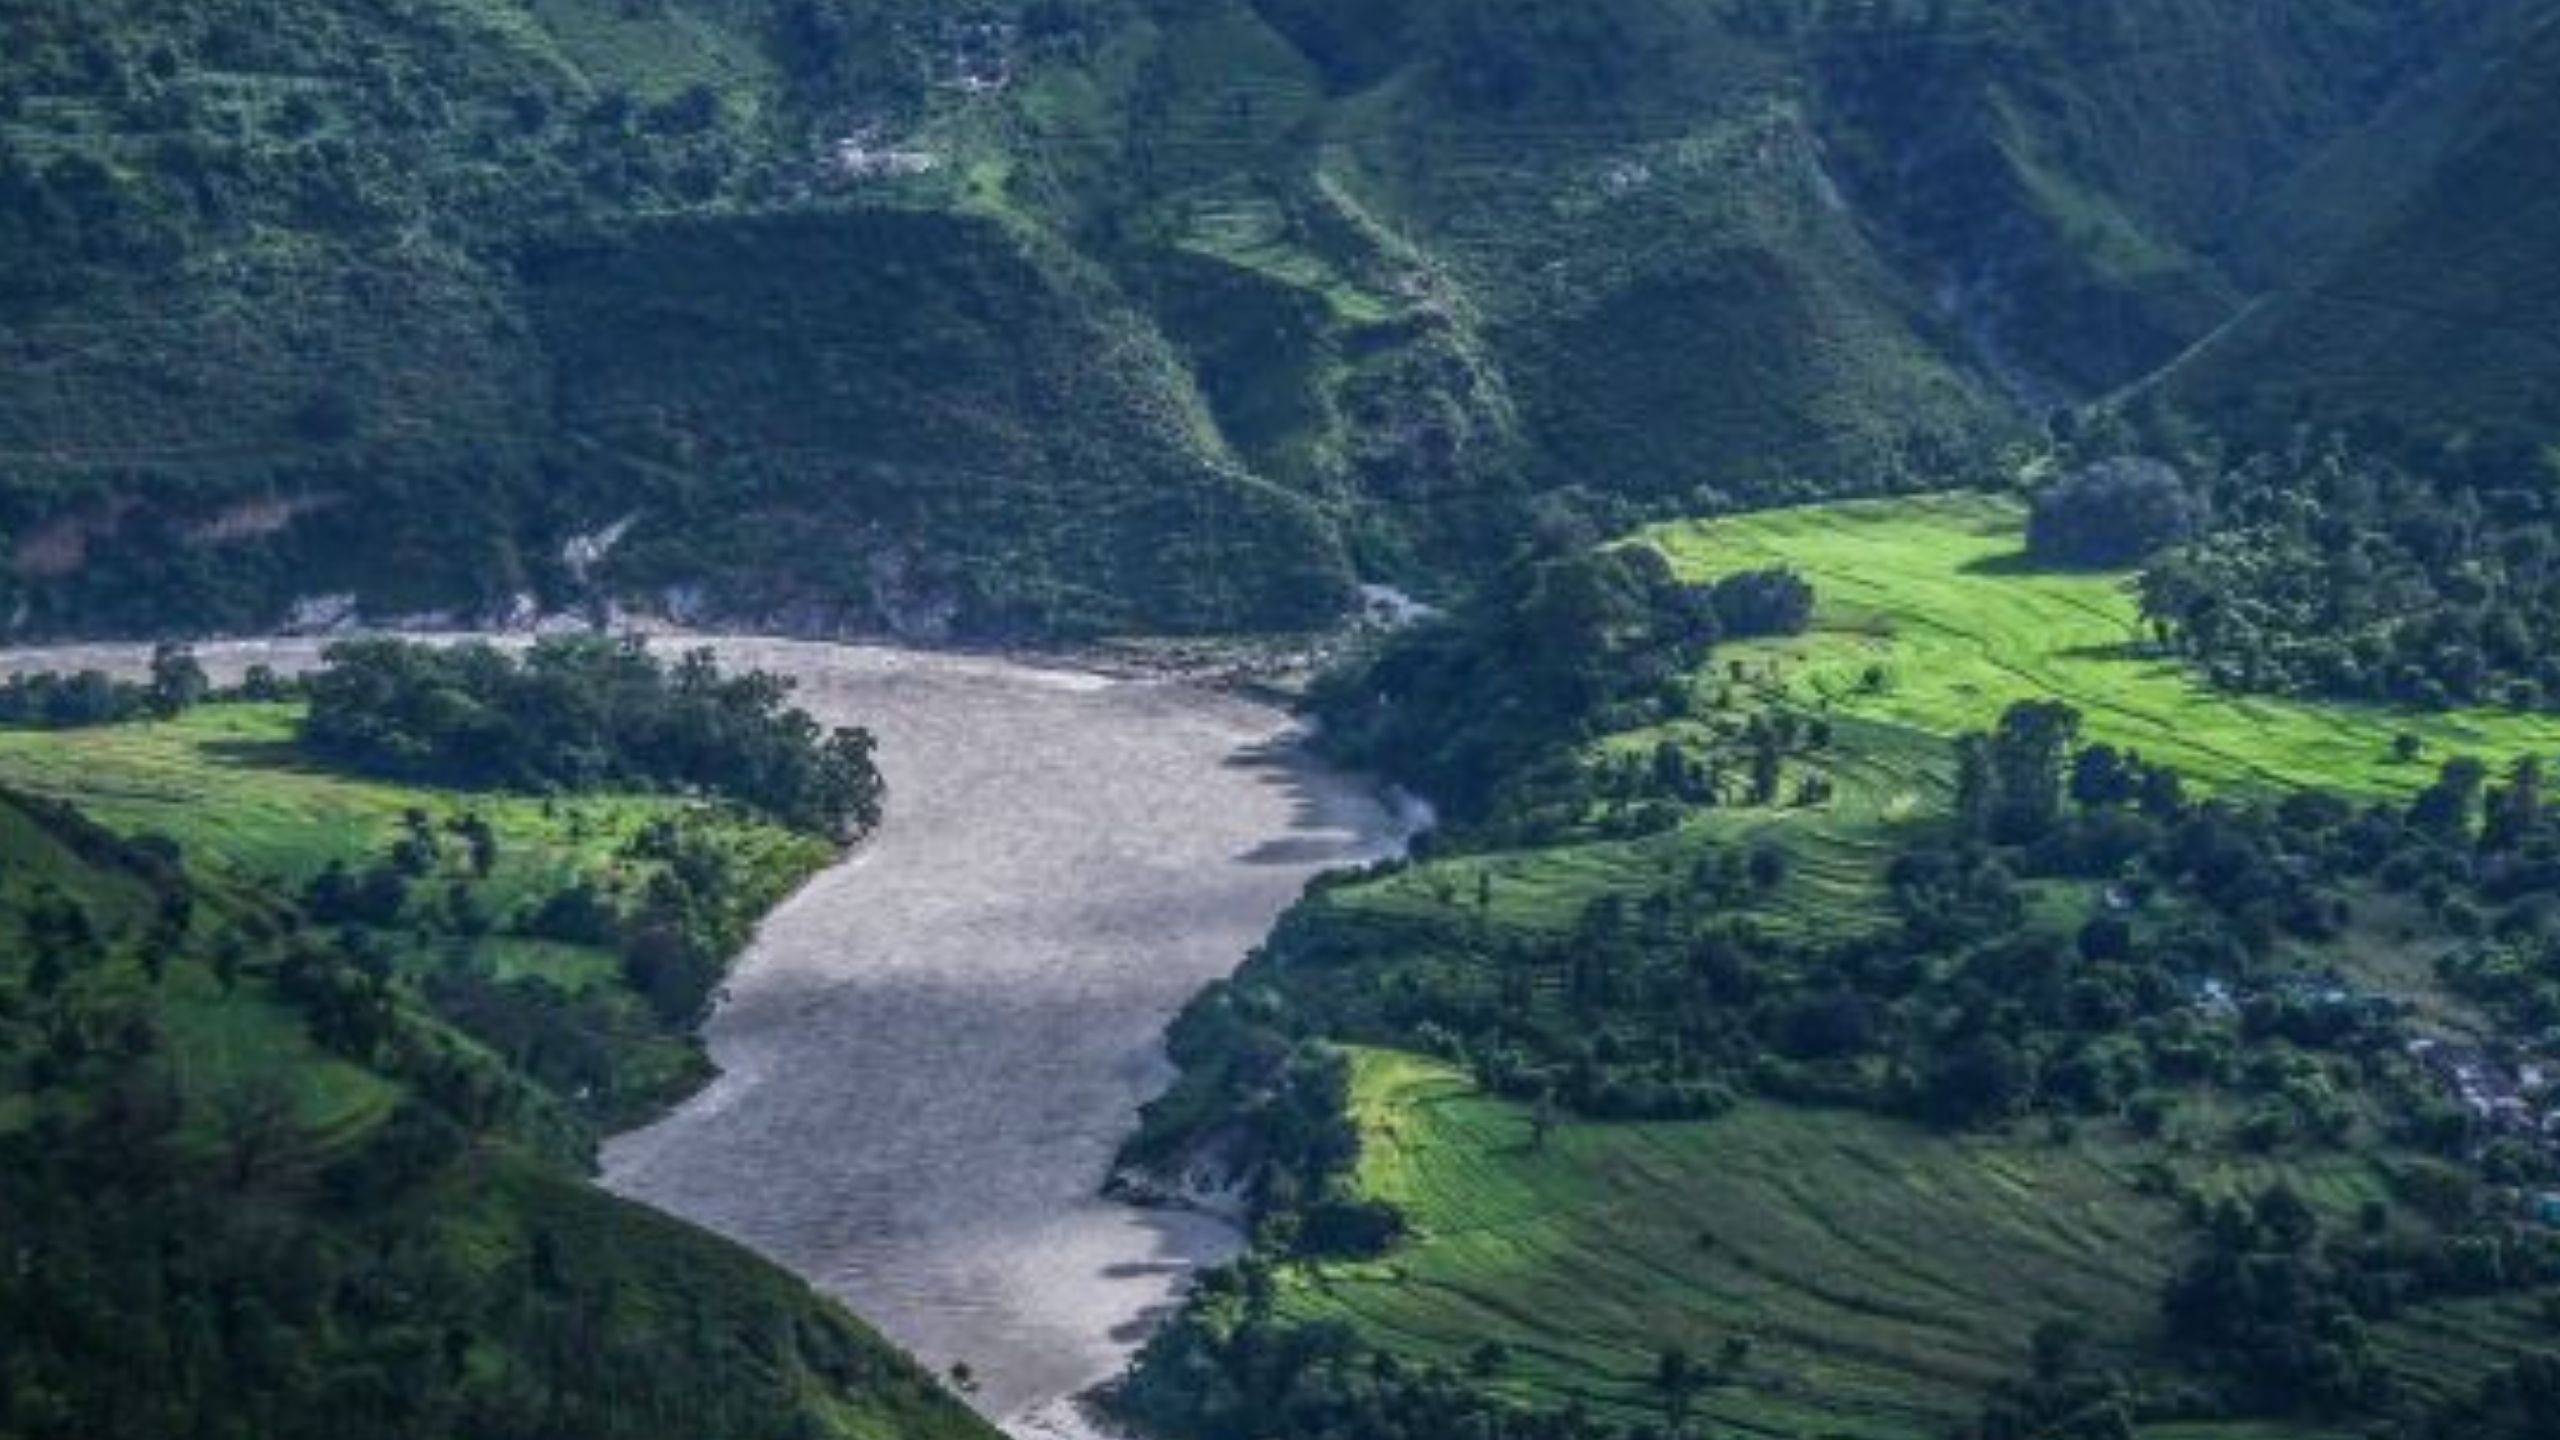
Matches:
[301,636,884,840]
[2140,433,2560,713]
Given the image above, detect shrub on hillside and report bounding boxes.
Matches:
[2028,456,2199,569]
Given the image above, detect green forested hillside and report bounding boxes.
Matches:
[3,0,2546,640]
[2167,7,2560,437]
[0,654,993,1440]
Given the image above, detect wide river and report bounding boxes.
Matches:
[0,636,1406,1435]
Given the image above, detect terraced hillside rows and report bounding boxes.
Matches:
[1292,1050,2548,1440]
[1644,492,2560,797]
[1288,1049,2181,1438]
[1126,492,2560,1440]
[1326,491,2560,958]
[1334,709,1943,946]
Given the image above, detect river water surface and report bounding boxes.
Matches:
[0,636,1403,1435]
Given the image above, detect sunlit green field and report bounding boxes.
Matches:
[0,702,829,964]
[1337,492,2560,948]
[1288,1050,2182,1436]
[1642,492,2560,797]
[0,702,834,1129]
[1336,709,1947,946]
[1296,1050,2521,1440]
[0,782,396,1144]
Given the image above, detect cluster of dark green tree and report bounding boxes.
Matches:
[1984,1172,2560,1437]
[0,0,792,294]
[2130,431,2560,710]
[1118,991,1403,1261]
[2025,455,2203,570]
[1311,544,1812,824]
[0,642,221,727]
[0,1096,970,1440]
[302,637,883,840]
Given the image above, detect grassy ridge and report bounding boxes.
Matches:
[0,702,826,903]
[0,787,397,1143]
[0,700,831,1112]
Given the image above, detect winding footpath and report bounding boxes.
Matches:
[0,636,1403,1435]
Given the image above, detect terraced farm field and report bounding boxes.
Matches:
[1294,1052,2506,1440]
[1643,492,2560,796]
[1335,709,1949,945]
[1340,492,2560,950]
[1287,1051,2178,1437]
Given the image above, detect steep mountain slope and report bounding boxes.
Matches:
[1807,0,2523,402]
[0,0,2544,640]
[2165,6,2560,437]
[0,0,1360,639]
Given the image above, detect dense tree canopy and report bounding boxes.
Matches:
[2139,434,2560,710]
[301,637,883,840]
[2027,456,2200,569]
[1312,545,1811,822]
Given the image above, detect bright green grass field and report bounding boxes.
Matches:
[0,702,834,1122]
[1642,492,2560,797]
[0,788,397,1146]
[1334,710,1950,945]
